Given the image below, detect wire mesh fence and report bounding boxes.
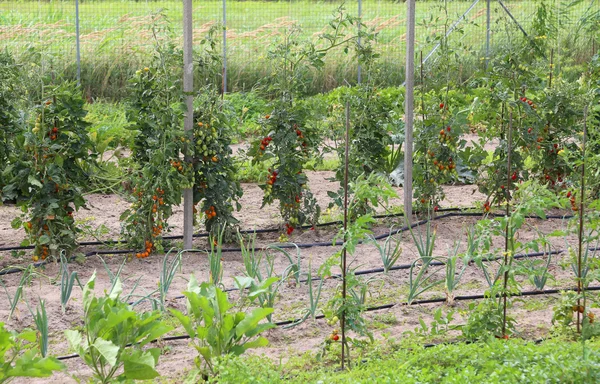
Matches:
[1,0,598,99]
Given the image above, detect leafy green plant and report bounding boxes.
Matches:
[445,243,468,306]
[234,273,280,324]
[461,292,516,341]
[321,215,377,344]
[170,276,275,375]
[0,51,22,201]
[407,257,443,305]
[0,322,64,383]
[328,172,397,221]
[406,307,456,340]
[120,32,189,256]
[158,248,183,311]
[65,272,173,383]
[516,242,554,290]
[59,252,81,314]
[30,300,48,358]
[325,85,402,181]
[249,6,373,231]
[407,218,437,264]
[237,237,301,322]
[7,81,97,261]
[268,243,303,286]
[192,29,243,239]
[369,231,402,274]
[1,265,36,320]
[282,263,323,328]
[208,227,225,287]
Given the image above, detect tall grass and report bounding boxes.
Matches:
[1,1,597,99]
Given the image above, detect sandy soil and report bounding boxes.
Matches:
[0,171,485,250]
[0,170,588,383]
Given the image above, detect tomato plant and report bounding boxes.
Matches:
[249,105,321,230]
[120,43,190,256]
[325,85,402,179]
[7,82,96,261]
[413,90,467,212]
[249,7,372,231]
[466,35,585,208]
[191,30,242,239]
[192,93,242,237]
[0,52,21,200]
[582,53,600,198]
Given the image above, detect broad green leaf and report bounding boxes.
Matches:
[244,322,276,338]
[82,271,97,309]
[138,322,173,347]
[109,278,123,299]
[17,330,37,343]
[92,338,119,367]
[241,336,269,350]
[233,276,253,290]
[121,349,159,380]
[197,346,212,363]
[215,287,232,315]
[236,308,273,337]
[103,307,135,330]
[146,347,161,364]
[7,350,65,378]
[187,274,200,293]
[169,309,195,338]
[64,330,83,353]
[27,174,42,188]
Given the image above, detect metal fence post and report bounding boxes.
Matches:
[222,0,227,95]
[357,0,362,85]
[486,0,491,70]
[183,0,194,250]
[75,0,81,86]
[404,0,416,224]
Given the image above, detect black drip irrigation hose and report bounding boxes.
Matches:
[0,206,573,253]
[54,284,600,362]
[0,210,580,277]
[169,248,570,301]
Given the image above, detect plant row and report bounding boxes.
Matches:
[0,8,599,264]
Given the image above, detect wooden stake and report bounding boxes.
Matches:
[577,106,588,333]
[502,110,513,337]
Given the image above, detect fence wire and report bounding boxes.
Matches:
[1,0,598,99]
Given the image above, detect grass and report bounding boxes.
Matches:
[210,337,600,383]
[2,1,597,98]
[85,101,132,147]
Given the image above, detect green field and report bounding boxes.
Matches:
[1,0,597,98]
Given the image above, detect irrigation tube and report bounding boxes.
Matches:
[0,207,571,252]
[0,211,477,276]
[0,210,577,277]
[54,285,600,362]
